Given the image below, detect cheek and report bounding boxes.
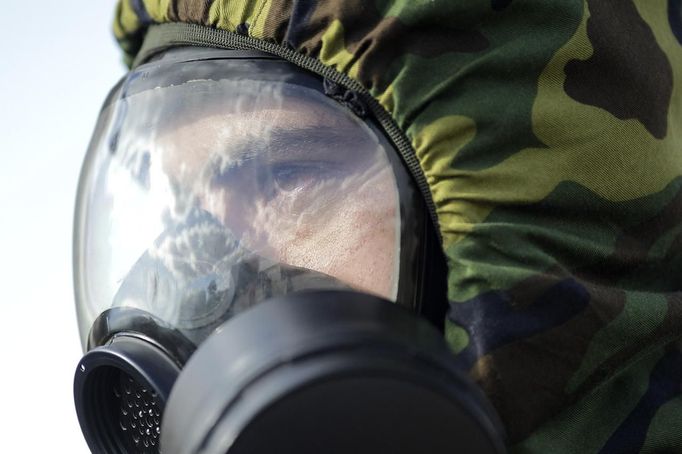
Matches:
[327,205,398,299]
[272,177,399,300]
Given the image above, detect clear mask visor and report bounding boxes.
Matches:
[74,52,403,347]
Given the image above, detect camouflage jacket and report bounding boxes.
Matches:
[113,1,682,452]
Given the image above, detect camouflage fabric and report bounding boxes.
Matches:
[113,1,682,452]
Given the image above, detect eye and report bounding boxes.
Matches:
[208,158,346,202]
[271,163,325,192]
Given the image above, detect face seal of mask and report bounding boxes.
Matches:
[72,47,504,453]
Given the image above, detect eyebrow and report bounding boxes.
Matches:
[225,125,376,165]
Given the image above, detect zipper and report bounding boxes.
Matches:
[134,22,441,242]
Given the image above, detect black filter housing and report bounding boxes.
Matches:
[74,335,181,453]
[161,290,506,454]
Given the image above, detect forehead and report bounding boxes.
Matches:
[159,98,359,154]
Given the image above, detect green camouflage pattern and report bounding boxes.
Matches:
[113,1,682,452]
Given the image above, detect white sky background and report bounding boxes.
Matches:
[0,2,124,451]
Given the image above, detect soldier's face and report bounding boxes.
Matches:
[158,93,400,299]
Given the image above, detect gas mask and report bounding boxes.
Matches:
[73,47,505,453]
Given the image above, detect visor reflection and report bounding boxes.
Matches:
[79,75,401,344]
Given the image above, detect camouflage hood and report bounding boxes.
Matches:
[113,1,682,452]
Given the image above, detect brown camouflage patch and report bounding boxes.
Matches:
[168,0,214,23]
[472,281,626,442]
[262,0,294,43]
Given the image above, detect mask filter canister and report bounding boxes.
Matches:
[74,335,180,453]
